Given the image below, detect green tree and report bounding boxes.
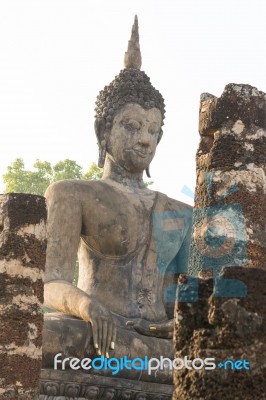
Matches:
[3,159,52,195]
[53,159,83,181]
[3,158,103,196]
[83,162,103,180]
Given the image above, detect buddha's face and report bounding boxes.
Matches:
[106,103,162,173]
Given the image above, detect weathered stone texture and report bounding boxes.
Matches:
[173,268,266,400]
[174,84,266,399]
[0,193,46,399]
[191,83,266,274]
[39,369,173,399]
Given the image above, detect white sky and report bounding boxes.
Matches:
[0,0,265,204]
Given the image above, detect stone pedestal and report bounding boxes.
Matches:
[173,84,266,399]
[0,193,46,399]
[39,369,173,399]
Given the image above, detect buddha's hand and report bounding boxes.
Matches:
[79,298,117,358]
[127,319,174,339]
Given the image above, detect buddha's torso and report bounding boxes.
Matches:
[80,179,155,259]
[74,179,190,322]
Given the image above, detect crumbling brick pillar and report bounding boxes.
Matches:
[190,83,266,273]
[173,84,266,400]
[0,193,46,399]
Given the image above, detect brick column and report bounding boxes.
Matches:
[190,83,266,274]
[0,193,46,399]
[173,84,266,400]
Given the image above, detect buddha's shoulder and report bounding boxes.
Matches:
[155,190,193,213]
[45,178,103,196]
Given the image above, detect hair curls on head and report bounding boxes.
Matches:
[94,68,165,135]
[94,16,165,144]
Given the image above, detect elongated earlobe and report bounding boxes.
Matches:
[98,140,106,168]
[145,166,151,178]
[95,118,107,168]
[94,118,106,143]
[157,128,163,144]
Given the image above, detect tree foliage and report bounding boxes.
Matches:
[82,162,103,180]
[3,158,103,195]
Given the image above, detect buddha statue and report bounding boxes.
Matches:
[42,16,192,384]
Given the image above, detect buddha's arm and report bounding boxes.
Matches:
[44,180,85,314]
[44,279,116,356]
[44,280,91,321]
[44,181,116,356]
[132,212,192,339]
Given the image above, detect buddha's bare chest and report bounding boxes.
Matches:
[81,187,156,257]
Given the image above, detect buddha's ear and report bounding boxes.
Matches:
[145,166,151,178]
[95,118,108,168]
[157,128,163,144]
[94,118,106,144]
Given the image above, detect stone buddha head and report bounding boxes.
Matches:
[94,16,165,177]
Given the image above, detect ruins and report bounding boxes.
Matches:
[173,84,266,400]
[40,16,191,399]
[0,194,46,399]
[0,16,265,400]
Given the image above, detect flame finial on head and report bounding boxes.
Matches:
[124,15,142,69]
[95,14,165,172]
[95,14,165,150]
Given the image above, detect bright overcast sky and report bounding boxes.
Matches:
[0,0,265,204]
